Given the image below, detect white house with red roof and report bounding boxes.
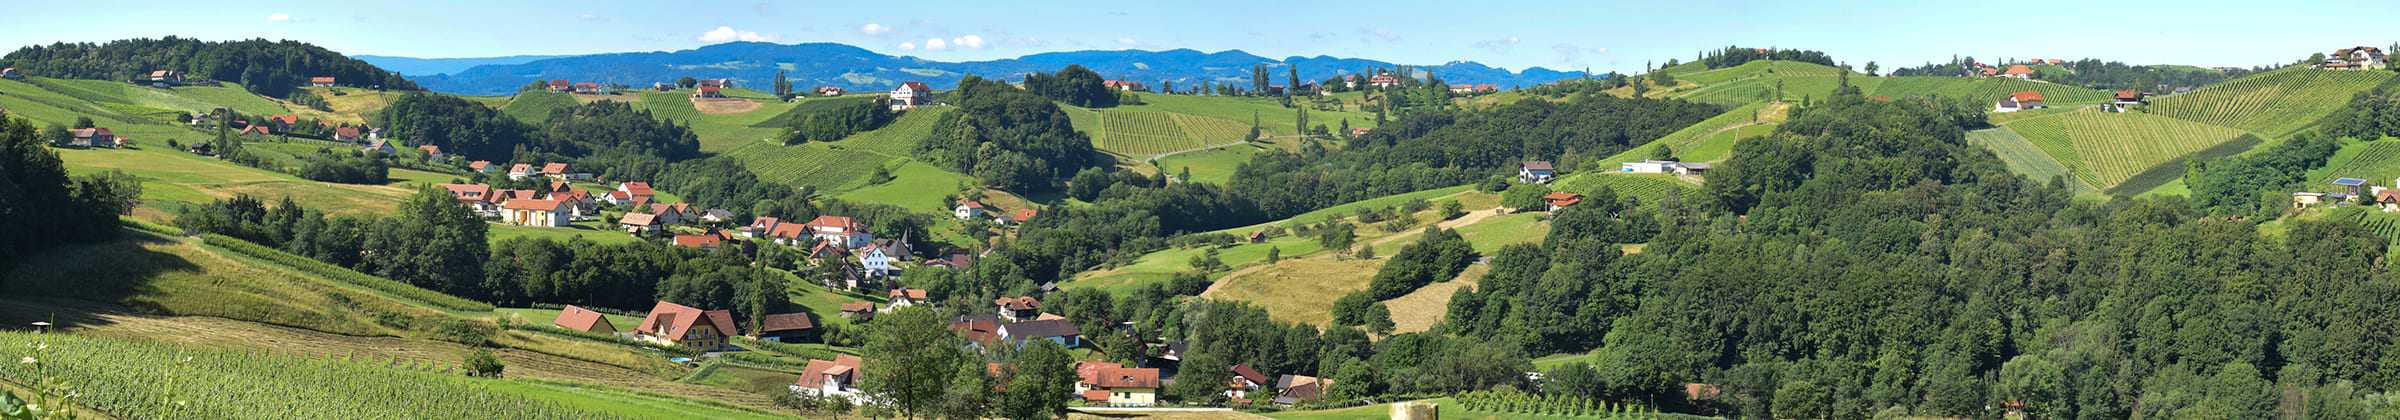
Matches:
[790,355,867,403]
[858,243,898,278]
[889,82,932,110]
[804,215,874,248]
[953,200,988,220]
[692,84,725,99]
[507,163,536,181]
[1368,73,1401,88]
[633,301,739,350]
[551,305,616,334]
[547,80,572,93]
[308,76,336,87]
[68,128,117,148]
[439,183,498,215]
[500,199,570,227]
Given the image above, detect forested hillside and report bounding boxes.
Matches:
[0,37,418,97]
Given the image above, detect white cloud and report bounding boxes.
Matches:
[699,26,775,43]
[923,38,948,51]
[1356,27,1400,43]
[1472,36,1522,53]
[1117,37,1139,46]
[860,23,893,35]
[266,12,291,23]
[898,41,917,51]
[951,35,985,49]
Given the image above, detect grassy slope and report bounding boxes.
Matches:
[2307,137,2400,186]
[2,231,450,336]
[0,78,416,220]
[1154,144,1266,185]
[2149,67,2395,139]
[1870,76,2113,104]
[1067,186,1479,294]
[1965,127,2098,194]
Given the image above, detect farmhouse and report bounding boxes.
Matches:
[999,209,1039,225]
[791,355,867,403]
[887,287,930,309]
[619,212,661,234]
[1273,374,1335,405]
[547,80,572,93]
[2323,46,2389,70]
[572,82,600,94]
[1227,364,1270,401]
[266,114,300,128]
[1544,192,1584,212]
[2002,65,2034,80]
[1518,161,1556,184]
[802,215,873,248]
[753,313,817,342]
[2115,89,2144,105]
[994,296,1041,322]
[815,86,845,96]
[1084,367,1161,407]
[890,81,932,110]
[691,84,724,99]
[500,199,570,227]
[309,76,335,87]
[236,125,271,138]
[953,200,988,220]
[839,302,875,321]
[1994,91,2046,113]
[68,128,116,148]
[857,243,898,278]
[1103,80,1145,91]
[147,70,183,86]
[633,301,739,350]
[550,305,616,334]
[2380,189,2400,212]
[333,126,363,142]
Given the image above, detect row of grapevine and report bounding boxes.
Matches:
[723,141,893,191]
[2003,109,2247,189]
[2149,68,2395,138]
[1455,389,1654,418]
[0,332,608,419]
[2319,141,2400,185]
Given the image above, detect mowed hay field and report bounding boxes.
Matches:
[2149,67,2396,138]
[2004,108,2252,193]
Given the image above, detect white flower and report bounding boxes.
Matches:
[18,356,33,364]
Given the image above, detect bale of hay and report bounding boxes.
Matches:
[1391,400,1439,420]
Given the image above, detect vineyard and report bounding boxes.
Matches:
[2148,67,2395,138]
[721,140,896,191]
[1453,389,1657,418]
[2003,109,2251,191]
[1870,76,2113,104]
[500,91,580,123]
[0,332,608,419]
[1076,109,1253,157]
[822,107,950,158]
[2315,140,2400,185]
[1965,127,2094,193]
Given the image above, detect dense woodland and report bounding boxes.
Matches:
[783,98,896,143]
[2037,59,2253,91]
[1020,65,1120,108]
[0,111,141,271]
[378,94,699,181]
[2323,79,2400,141]
[0,37,418,97]
[916,75,1105,193]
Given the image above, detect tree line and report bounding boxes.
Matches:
[915,75,1105,193]
[0,37,418,97]
[0,111,141,271]
[378,94,699,181]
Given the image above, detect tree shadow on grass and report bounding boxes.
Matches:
[0,230,197,331]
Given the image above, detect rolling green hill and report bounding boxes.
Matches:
[2309,137,2400,186]
[1871,76,2113,104]
[2148,67,2396,139]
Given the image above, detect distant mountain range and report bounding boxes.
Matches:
[383,42,1592,96]
[353,54,573,77]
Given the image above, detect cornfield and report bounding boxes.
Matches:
[0,332,614,419]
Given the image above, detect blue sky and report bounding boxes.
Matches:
[2,0,2387,74]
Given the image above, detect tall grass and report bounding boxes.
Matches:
[200,234,495,312]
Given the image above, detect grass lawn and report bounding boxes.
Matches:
[1153,144,1264,185]
[480,379,789,420]
[488,222,644,245]
[682,364,804,396]
[834,159,976,213]
[782,269,888,327]
[495,307,645,331]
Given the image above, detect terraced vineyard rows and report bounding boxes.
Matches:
[1095,111,1206,156]
[2004,109,2250,191]
[0,332,607,418]
[1170,113,1251,146]
[722,140,893,191]
[2149,68,2395,138]
[827,107,949,158]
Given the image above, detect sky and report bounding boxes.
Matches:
[1,0,2388,74]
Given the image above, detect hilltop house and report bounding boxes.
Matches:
[1103,80,1146,91]
[815,86,846,96]
[147,70,184,87]
[2324,46,2390,70]
[791,355,867,403]
[953,200,988,220]
[692,85,725,99]
[633,301,738,350]
[653,82,675,91]
[1369,73,1401,88]
[68,128,116,148]
[551,305,616,334]
[500,199,570,227]
[1994,91,2047,113]
[572,82,600,94]
[1621,160,1709,175]
[309,76,336,87]
[890,81,932,110]
[1519,161,1556,184]
[547,80,572,93]
[2002,65,2034,80]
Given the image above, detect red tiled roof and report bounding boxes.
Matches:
[1009,209,1038,222]
[1077,361,1124,384]
[697,85,721,93]
[2115,90,2141,100]
[309,76,335,84]
[541,163,570,174]
[958,200,986,210]
[900,81,931,91]
[796,355,864,389]
[1522,161,1554,171]
[552,305,612,332]
[672,234,720,248]
[1094,367,1160,388]
[334,126,361,138]
[635,301,739,340]
[768,223,810,239]
[620,212,659,226]
[1083,390,1111,402]
[805,215,861,231]
[268,114,300,125]
[2011,91,2045,103]
[619,182,654,196]
[840,301,875,312]
[758,313,815,333]
[889,288,929,300]
[1543,192,1584,207]
[995,296,1040,311]
[439,183,491,202]
[548,80,571,88]
[2004,65,2034,75]
[510,163,533,174]
[469,161,491,171]
[501,199,564,211]
[418,144,441,154]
